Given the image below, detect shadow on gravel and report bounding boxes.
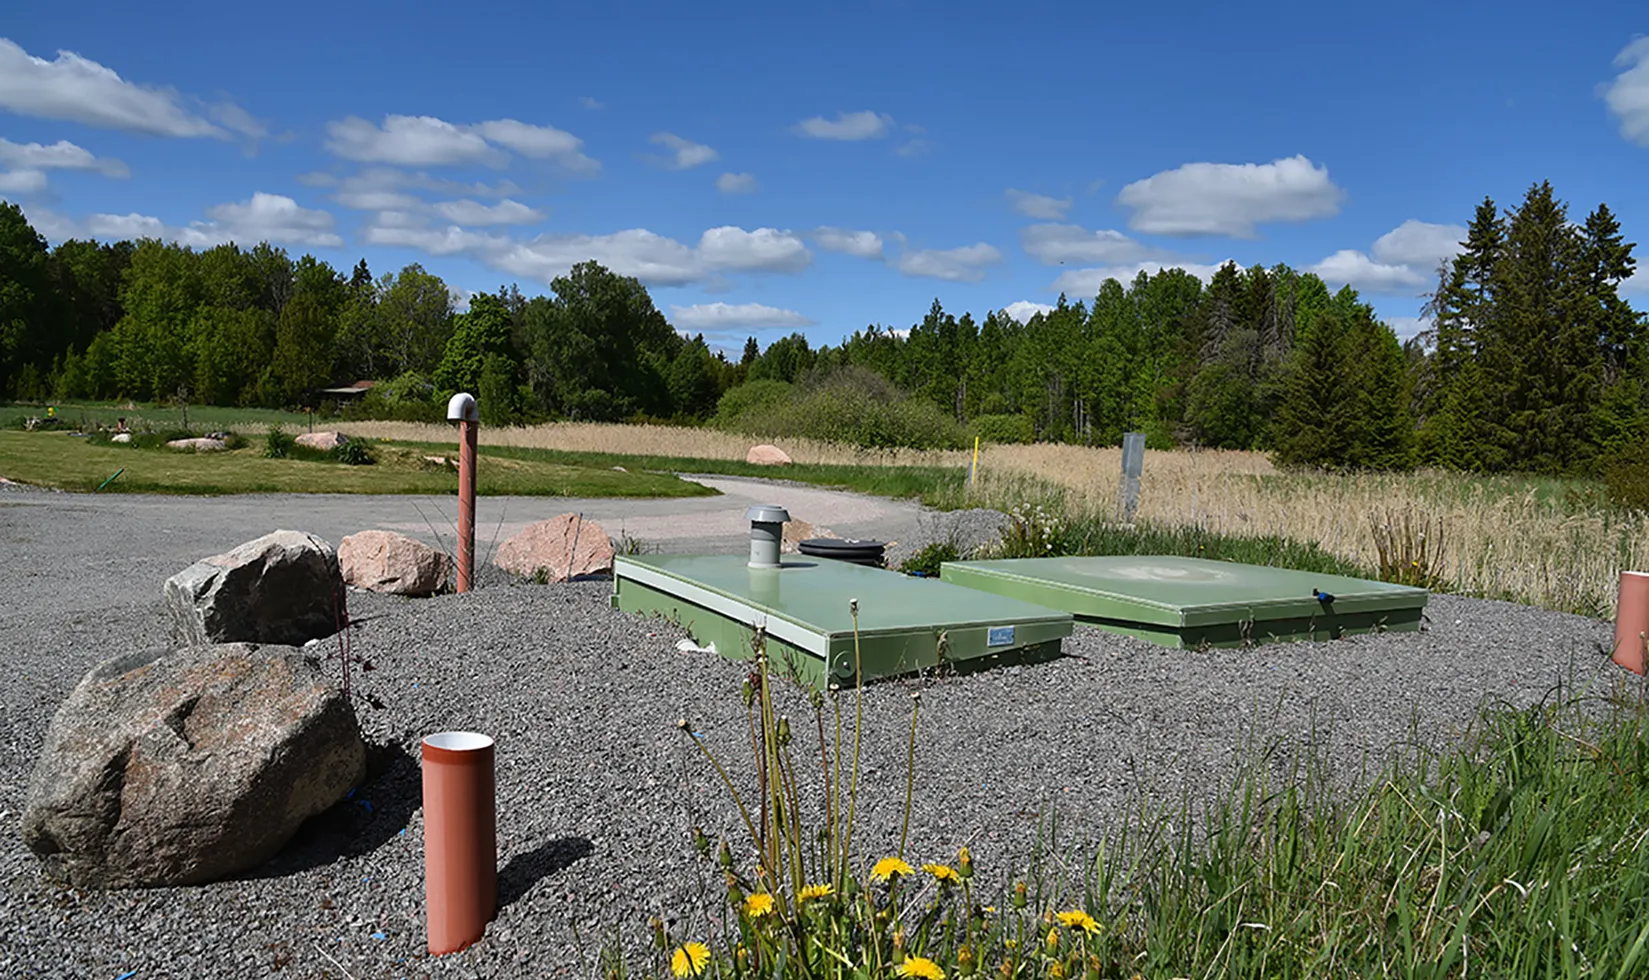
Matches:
[247,741,420,879]
[498,836,594,910]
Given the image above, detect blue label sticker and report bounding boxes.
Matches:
[987,625,1015,647]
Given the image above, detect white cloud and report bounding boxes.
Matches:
[1115,155,1345,237]
[1605,37,1649,146]
[717,172,758,194]
[0,38,242,138]
[325,115,597,172]
[670,302,815,330]
[1308,249,1426,293]
[651,132,718,169]
[315,167,522,211]
[202,193,344,248]
[493,229,702,285]
[1006,189,1073,220]
[19,204,79,241]
[0,138,128,177]
[579,96,605,110]
[814,227,884,258]
[364,220,505,257]
[1371,219,1465,268]
[1384,316,1432,341]
[1622,265,1649,295]
[64,193,343,249]
[795,110,895,140]
[1020,223,1163,266]
[895,243,1002,282]
[697,226,811,273]
[430,198,545,225]
[896,138,935,157]
[1052,261,1237,297]
[1308,218,1466,294]
[1003,301,1054,323]
[0,169,47,194]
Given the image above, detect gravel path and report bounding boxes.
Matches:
[0,489,1637,979]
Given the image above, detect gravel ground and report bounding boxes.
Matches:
[0,490,1638,979]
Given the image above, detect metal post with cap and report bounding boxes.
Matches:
[447,393,479,593]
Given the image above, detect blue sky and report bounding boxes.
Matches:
[3,1,1646,349]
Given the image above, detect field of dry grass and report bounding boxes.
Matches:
[967,443,1648,618]
[331,421,1646,616]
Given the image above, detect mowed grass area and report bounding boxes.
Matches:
[0,431,717,498]
[4,399,317,431]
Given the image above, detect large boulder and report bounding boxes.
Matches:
[22,643,366,888]
[164,530,343,647]
[339,529,452,596]
[494,514,615,582]
[747,444,792,466]
[295,431,349,451]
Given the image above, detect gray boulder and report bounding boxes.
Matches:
[22,643,366,888]
[164,530,343,646]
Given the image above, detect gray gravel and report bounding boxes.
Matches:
[0,491,1639,979]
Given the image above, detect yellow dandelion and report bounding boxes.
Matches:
[1055,909,1101,936]
[670,942,710,978]
[895,955,946,980]
[871,856,915,881]
[744,892,775,918]
[923,862,961,884]
[798,883,835,902]
[1045,926,1060,951]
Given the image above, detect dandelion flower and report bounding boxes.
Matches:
[872,856,915,881]
[895,955,945,980]
[744,892,774,918]
[671,942,710,978]
[798,883,835,902]
[923,863,961,884]
[1056,909,1101,935]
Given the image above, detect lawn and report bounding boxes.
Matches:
[4,399,319,432]
[0,430,718,498]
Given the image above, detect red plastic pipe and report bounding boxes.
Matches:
[456,419,477,593]
[422,731,497,955]
[1613,571,1649,676]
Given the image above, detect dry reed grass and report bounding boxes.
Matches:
[328,420,967,468]
[968,443,1649,618]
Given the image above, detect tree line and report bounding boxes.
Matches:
[1,179,1642,474]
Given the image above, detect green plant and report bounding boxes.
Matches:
[991,502,1069,558]
[899,539,961,577]
[263,423,294,459]
[1601,442,1649,513]
[1370,507,1447,588]
[972,412,1034,445]
[332,439,375,465]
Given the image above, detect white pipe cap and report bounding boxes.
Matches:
[746,504,790,524]
[446,392,479,422]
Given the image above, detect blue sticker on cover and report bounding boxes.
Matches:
[987,625,1015,647]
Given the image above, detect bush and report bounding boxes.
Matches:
[332,440,375,466]
[718,366,968,450]
[263,424,294,459]
[972,413,1033,444]
[899,539,961,576]
[343,372,442,422]
[712,379,794,426]
[1601,442,1649,513]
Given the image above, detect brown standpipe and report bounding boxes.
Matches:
[1613,571,1649,676]
[457,419,477,592]
[422,731,497,955]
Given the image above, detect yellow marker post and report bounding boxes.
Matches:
[970,435,980,485]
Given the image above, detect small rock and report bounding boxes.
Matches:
[494,514,615,582]
[295,431,349,451]
[21,643,365,888]
[746,444,792,466]
[339,529,452,597]
[422,455,452,467]
[166,437,228,452]
[110,433,132,444]
[164,530,344,646]
[611,465,627,472]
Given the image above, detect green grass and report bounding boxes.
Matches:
[0,430,717,498]
[5,398,323,432]
[435,443,968,505]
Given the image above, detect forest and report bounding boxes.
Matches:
[1,179,1643,475]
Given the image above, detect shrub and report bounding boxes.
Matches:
[719,366,968,451]
[263,424,294,459]
[1601,442,1649,513]
[712,379,794,426]
[332,440,375,466]
[898,539,960,576]
[343,372,442,422]
[972,412,1033,444]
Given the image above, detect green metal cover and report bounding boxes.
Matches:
[613,554,1073,687]
[940,556,1428,648]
